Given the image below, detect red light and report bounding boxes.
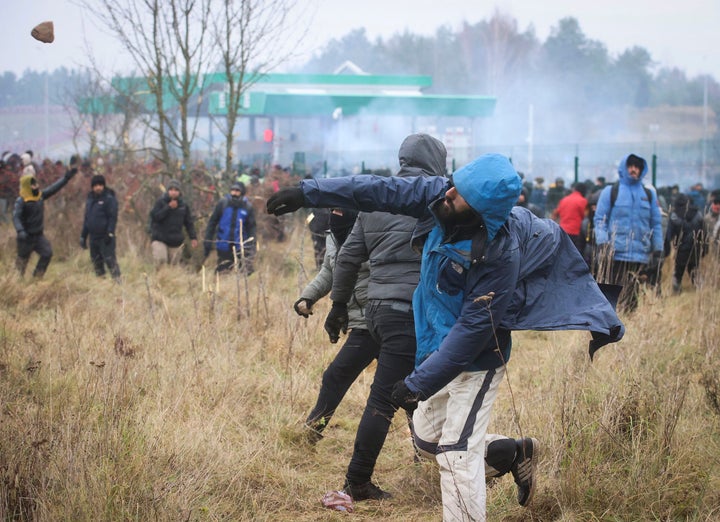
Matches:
[263,129,274,142]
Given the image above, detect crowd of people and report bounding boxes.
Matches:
[0,151,303,281]
[2,142,719,519]
[269,134,626,520]
[519,157,720,312]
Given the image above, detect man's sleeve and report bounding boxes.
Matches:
[302,175,447,218]
[185,206,198,240]
[649,188,663,252]
[330,219,367,305]
[108,195,118,235]
[593,186,611,245]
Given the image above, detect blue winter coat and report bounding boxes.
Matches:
[204,195,256,252]
[299,154,624,399]
[593,154,663,263]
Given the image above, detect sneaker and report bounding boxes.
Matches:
[510,437,540,507]
[343,480,392,501]
[302,423,324,445]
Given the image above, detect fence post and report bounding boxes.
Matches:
[652,154,657,187]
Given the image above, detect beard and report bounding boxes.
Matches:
[434,198,477,229]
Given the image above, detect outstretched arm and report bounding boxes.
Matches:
[267,175,448,218]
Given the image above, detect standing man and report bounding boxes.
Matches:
[552,181,588,254]
[267,152,624,521]
[80,174,121,281]
[203,181,256,274]
[149,179,198,265]
[293,208,379,442]
[13,155,78,278]
[593,154,663,312]
[323,133,439,501]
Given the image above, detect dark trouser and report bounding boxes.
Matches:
[608,260,646,313]
[216,244,255,274]
[16,234,52,277]
[346,300,417,485]
[90,235,121,279]
[306,329,380,432]
[674,247,700,287]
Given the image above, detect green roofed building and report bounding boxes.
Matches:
[101,65,497,173]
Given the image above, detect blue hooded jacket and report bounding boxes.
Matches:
[299,153,624,399]
[593,154,663,263]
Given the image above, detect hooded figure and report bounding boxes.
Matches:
[267,151,624,519]
[13,157,78,277]
[593,153,663,311]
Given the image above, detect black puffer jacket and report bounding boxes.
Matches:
[330,133,447,304]
[664,195,705,255]
[81,188,118,239]
[13,168,76,235]
[149,193,197,247]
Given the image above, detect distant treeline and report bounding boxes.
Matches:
[1,14,717,147]
[298,16,720,141]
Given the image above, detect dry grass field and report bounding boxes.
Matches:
[1,210,719,521]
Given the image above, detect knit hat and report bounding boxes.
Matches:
[230,181,246,195]
[91,174,106,187]
[167,179,181,191]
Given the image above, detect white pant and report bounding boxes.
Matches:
[413,368,505,522]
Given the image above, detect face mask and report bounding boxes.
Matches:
[329,209,358,246]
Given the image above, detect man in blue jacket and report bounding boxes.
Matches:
[593,153,663,312]
[203,182,256,274]
[80,174,121,281]
[268,151,624,520]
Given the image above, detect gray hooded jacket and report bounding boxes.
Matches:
[330,133,447,305]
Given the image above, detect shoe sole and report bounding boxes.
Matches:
[520,437,540,507]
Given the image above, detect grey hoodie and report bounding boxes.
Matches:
[330,133,447,304]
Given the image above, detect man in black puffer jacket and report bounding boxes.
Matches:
[80,174,121,280]
[664,193,706,294]
[149,179,198,265]
[13,155,78,278]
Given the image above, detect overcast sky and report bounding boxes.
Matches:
[3,0,718,80]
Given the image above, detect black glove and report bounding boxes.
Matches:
[266,187,305,215]
[203,240,212,258]
[324,302,348,343]
[391,380,420,413]
[105,233,114,245]
[293,298,314,318]
[17,230,28,241]
[80,236,87,249]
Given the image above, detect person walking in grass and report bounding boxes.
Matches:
[13,155,78,278]
[292,208,378,442]
[149,179,198,265]
[268,151,624,521]
[80,174,121,281]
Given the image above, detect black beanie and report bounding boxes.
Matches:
[91,174,106,187]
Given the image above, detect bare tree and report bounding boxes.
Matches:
[212,0,306,178]
[78,0,213,188]
[60,68,114,156]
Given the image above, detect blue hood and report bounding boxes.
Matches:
[451,153,522,241]
[618,153,648,185]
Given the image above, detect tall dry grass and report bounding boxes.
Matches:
[1,210,719,521]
